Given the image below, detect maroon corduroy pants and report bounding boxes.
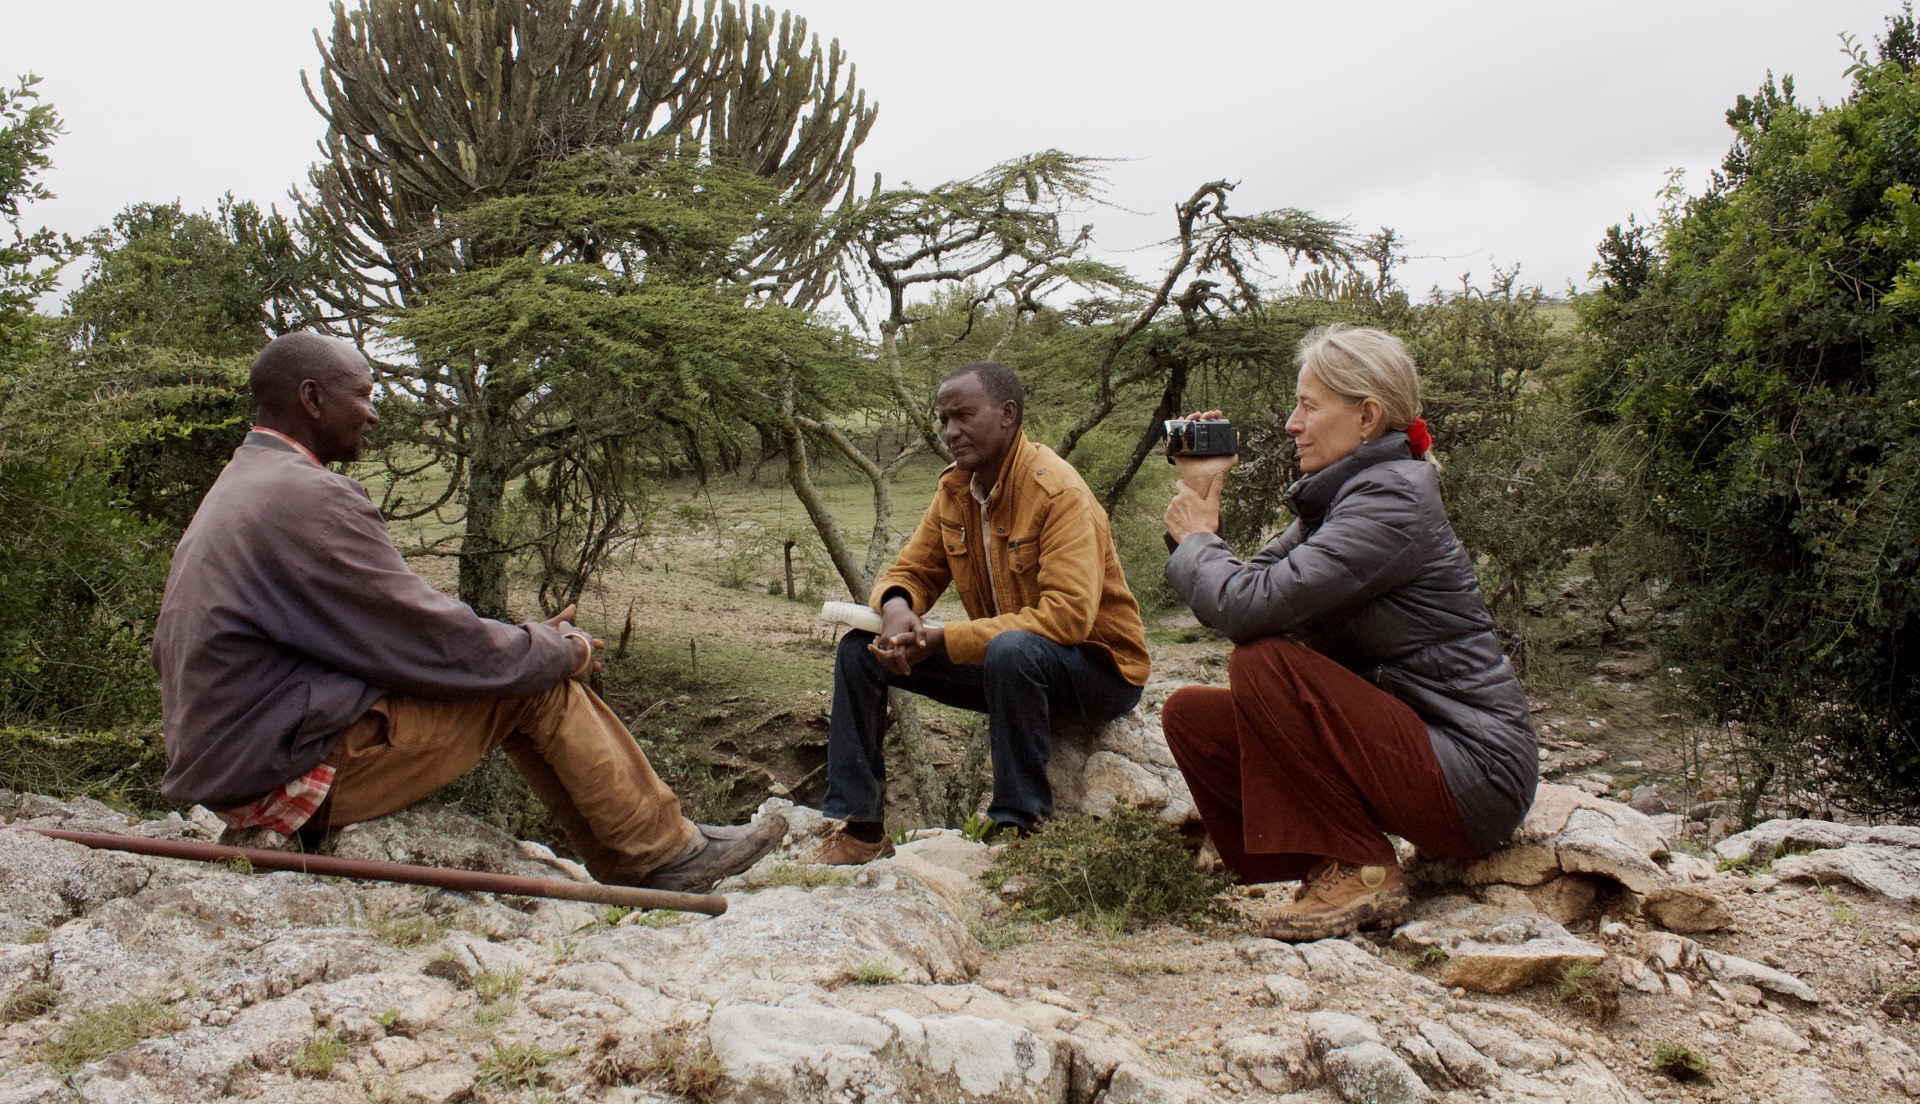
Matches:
[1162,636,1474,883]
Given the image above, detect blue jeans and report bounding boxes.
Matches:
[821,629,1144,830]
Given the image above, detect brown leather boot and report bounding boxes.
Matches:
[632,816,788,893]
[1258,860,1410,942]
[802,825,895,865]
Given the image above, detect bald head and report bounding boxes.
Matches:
[249,333,379,464]
[250,333,363,419]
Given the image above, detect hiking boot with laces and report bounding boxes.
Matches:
[802,825,895,866]
[1258,859,1410,942]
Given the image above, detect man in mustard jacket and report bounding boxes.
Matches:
[807,361,1151,863]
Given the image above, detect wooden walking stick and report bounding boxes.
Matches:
[16,826,728,915]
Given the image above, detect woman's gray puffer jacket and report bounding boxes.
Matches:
[1165,430,1536,854]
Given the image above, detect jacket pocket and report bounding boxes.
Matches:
[1006,533,1039,575]
[941,523,973,591]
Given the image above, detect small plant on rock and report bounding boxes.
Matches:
[618,1027,725,1102]
[357,903,448,948]
[476,1041,572,1089]
[41,995,176,1073]
[1,981,58,1024]
[291,1030,350,1077]
[1555,960,1621,1022]
[473,967,523,1004]
[980,804,1228,931]
[758,862,853,890]
[967,907,1034,954]
[1116,957,1184,978]
[848,960,899,985]
[1651,1041,1710,1082]
[1821,885,1860,925]
[958,813,995,843]
[1668,837,1711,858]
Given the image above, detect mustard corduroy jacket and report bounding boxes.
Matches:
[870,429,1151,685]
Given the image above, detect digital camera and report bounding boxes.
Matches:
[1164,418,1239,463]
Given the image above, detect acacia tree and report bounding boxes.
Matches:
[1049,180,1351,512]
[50,200,321,532]
[392,144,863,611]
[776,150,1123,601]
[1579,10,1920,816]
[301,0,874,616]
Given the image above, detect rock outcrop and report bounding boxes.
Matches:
[2,789,1918,1103]
[1049,685,1197,826]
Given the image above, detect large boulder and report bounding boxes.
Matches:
[1049,686,1197,826]
[1438,784,1672,894]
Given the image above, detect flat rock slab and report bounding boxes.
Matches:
[1439,937,1608,995]
[1717,820,1920,902]
[708,1002,1069,1104]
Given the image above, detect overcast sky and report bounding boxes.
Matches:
[2,0,1902,307]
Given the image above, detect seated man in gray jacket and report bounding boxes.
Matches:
[154,332,782,893]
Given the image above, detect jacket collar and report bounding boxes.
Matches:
[942,427,1031,511]
[246,427,321,466]
[1284,430,1412,525]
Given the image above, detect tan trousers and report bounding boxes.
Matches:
[312,679,696,882]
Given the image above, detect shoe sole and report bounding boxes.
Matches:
[1258,890,1412,942]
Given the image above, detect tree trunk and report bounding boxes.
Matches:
[459,418,515,619]
[1099,353,1191,513]
[780,421,871,599]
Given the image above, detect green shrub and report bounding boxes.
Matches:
[0,457,169,730]
[0,725,169,812]
[981,804,1228,930]
[1650,1041,1710,1082]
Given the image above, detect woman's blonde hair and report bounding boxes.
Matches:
[1295,323,1436,465]
[1295,323,1422,428]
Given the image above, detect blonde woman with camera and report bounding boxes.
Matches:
[1161,324,1536,941]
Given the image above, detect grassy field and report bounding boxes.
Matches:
[395,449,1003,833]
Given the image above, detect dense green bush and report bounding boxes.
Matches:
[0,458,168,728]
[1577,12,1920,815]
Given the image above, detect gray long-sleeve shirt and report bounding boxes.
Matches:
[154,433,576,809]
[1165,432,1537,854]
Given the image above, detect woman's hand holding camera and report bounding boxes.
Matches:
[1165,409,1234,542]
